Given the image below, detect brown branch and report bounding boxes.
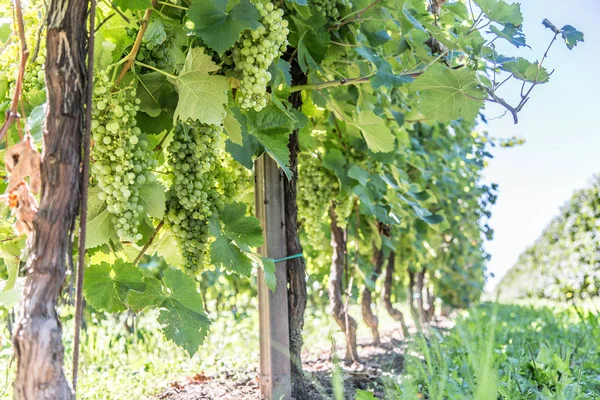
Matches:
[114,2,156,86]
[0,0,29,143]
[133,220,164,265]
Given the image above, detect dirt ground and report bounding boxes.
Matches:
[154,317,454,400]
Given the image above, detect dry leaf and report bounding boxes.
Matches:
[7,181,38,236]
[4,134,41,194]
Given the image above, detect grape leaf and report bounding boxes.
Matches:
[489,24,527,48]
[113,0,152,12]
[220,202,264,247]
[473,0,522,25]
[371,62,414,89]
[0,238,24,293]
[244,105,294,178]
[174,48,228,125]
[25,103,46,142]
[138,181,166,220]
[83,261,145,313]
[136,72,177,118]
[148,228,183,267]
[502,58,549,83]
[354,111,395,153]
[143,19,167,47]
[128,269,210,356]
[247,253,276,292]
[210,236,254,277]
[188,0,260,54]
[223,110,243,145]
[410,64,485,122]
[348,165,370,186]
[86,186,119,249]
[356,390,378,400]
[561,25,584,50]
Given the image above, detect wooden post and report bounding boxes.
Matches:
[255,154,292,400]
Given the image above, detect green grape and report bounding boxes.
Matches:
[298,155,339,248]
[232,0,289,111]
[90,70,155,243]
[165,122,243,270]
[310,0,351,23]
[129,23,174,72]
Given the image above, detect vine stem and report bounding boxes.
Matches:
[0,0,28,143]
[114,2,156,86]
[134,220,164,265]
[134,60,178,80]
[73,0,96,393]
[329,0,382,31]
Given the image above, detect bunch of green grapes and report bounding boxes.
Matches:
[333,196,354,229]
[90,70,157,243]
[232,0,289,111]
[298,155,339,248]
[128,24,173,71]
[165,122,232,270]
[310,0,351,23]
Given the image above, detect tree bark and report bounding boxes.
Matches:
[283,80,308,396]
[329,206,360,364]
[416,270,426,323]
[361,243,384,344]
[381,252,408,337]
[12,0,88,398]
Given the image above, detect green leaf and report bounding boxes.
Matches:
[355,111,395,153]
[138,181,167,220]
[84,261,146,313]
[129,269,211,356]
[113,0,152,11]
[188,0,260,54]
[0,18,12,43]
[561,25,584,50]
[502,57,549,83]
[223,110,243,145]
[371,62,414,89]
[410,64,485,122]
[148,228,183,267]
[210,236,254,277]
[489,24,527,48]
[136,72,177,118]
[220,202,264,247]
[86,186,119,249]
[0,238,24,292]
[174,47,228,125]
[473,0,523,25]
[245,105,294,178]
[348,165,370,186]
[26,103,46,142]
[356,390,378,400]
[143,18,168,47]
[261,257,276,292]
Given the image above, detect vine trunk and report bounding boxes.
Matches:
[381,252,408,337]
[12,0,88,398]
[361,243,384,344]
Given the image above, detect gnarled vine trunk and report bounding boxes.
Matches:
[361,243,384,344]
[283,66,308,397]
[329,206,360,364]
[12,0,88,398]
[381,252,408,337]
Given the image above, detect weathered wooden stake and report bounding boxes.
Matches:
[255,154,292,400]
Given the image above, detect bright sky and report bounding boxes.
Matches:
[482,0,600,290]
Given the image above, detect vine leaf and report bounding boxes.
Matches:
[148,228,183,267]
[560,25,584,50]
[188,0,260,54]
[502,58,549,83]
[410,64,485,122]
[220,202,264,248]
[223,110,243,145]
[0,238,24,295]
[354,111,395,153]
[137,72,177,118]
[247,253,276,292]
[113,0,152,12]
[244,105,294,178]
[210,235,254,277]
[174,47,228,125]
[489,24,527,48]
[85,187,119,249]
[83,261,146,313]
[473,0,523,25]
[138,181,166,220]
[128,269,211,356]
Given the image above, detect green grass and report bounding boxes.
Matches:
[380,302,600,399]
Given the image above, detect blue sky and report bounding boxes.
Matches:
[481,0,600,290]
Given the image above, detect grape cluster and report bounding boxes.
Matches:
[298,155,339,248]
[90,70,157,243]
[310,0,351,23]
[232,0,289,111]
[165,122,238,270]
[128,25,173,71]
